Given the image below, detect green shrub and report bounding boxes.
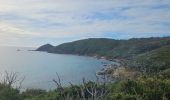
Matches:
[0,83,21,100]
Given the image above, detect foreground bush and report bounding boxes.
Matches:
[0,83,21,100]
[0,75,170,100]
[108,76,170,100]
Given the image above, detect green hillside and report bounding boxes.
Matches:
[132,45,170,73]
[37,37,170,59]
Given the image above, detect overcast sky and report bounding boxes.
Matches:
[0,0,170,47]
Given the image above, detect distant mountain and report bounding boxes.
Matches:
[36,44,54,51]
[36,37,170,59]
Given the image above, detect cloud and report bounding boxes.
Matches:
[0,0,170,46]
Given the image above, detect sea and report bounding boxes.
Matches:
[0,46,113,90]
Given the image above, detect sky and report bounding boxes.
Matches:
[0,0,170,47]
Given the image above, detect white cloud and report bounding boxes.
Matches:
[0,0,170,46]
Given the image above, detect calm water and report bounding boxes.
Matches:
[0,46,112,90]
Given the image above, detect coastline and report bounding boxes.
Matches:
[35,50,130,80]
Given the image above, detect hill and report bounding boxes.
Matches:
[36,37,170,59]
[36,44,54,51]
[131,45,170,73]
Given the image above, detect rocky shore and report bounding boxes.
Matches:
[97,57,140,80]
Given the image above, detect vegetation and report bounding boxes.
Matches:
[131,45,170,73]
[37,37,170,59]
[1,72,170,100]
[107,76,170,100]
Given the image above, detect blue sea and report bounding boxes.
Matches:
[0,46,113,90]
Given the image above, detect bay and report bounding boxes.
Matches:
[0,46,113,90]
